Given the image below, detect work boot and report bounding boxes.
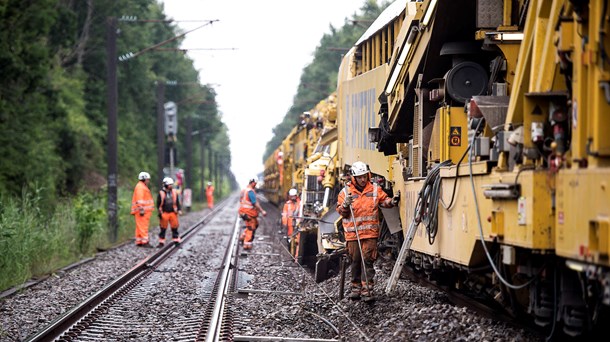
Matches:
[349,285,361,300]
[139,243,153,249]
[361,287,375,302]
[157,242,164,248]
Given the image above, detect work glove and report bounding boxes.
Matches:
[262,210,267,217]
[139,208,145,216]
[391,191,401,206]
[178,210,183,215]
[342,194,353,208]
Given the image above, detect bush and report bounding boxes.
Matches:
[73,192,105,254]
[0,187,124,291]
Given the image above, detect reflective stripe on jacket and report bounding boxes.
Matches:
[131,181,154,215]
[336,182,389,241]
[239,185,258,217]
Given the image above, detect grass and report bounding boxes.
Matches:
[0,188,156,291]
[0,186,216,292]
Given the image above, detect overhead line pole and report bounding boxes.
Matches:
[107,16,119,242]
[156,82,166,188]
[107,15,218,242]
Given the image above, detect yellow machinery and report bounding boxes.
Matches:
[333,0,408,255]
[262,95,339,265]
[267,2,610,334]
[356,0,610,337]
[295,93,345,277]
[263,150,281,204]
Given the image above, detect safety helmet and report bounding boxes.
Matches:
[163,177,174,186]
[207,181,212,186]
[351,161,369,177]
[138,171,151,180]
[288,188,297,196]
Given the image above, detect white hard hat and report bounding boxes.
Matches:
[138,172,151,180]
[289,188,297,196]
[207,181,212,186]
[351,161,369,177]
[163,177,174,186]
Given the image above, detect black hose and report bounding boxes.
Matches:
[413,160,452,244]
[303,309,341,338]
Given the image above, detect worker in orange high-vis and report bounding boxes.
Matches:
[206,181,215,209]
[131,172,155,247]
[336,161,399,302]
[281,188,301,242]
[157,177,182,247]
[238,178,266,250]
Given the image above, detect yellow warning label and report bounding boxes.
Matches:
[449,126,461,146]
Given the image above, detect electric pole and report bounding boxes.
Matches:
[107,16,118,242]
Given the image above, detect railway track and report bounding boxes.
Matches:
[12,194,545,342]
[25,196,241,342]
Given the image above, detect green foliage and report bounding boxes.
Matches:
[0,0,234,201]
[0,189,75,290]
[0,186,138,291]
[73,192,105,253]
[263,0,386,161]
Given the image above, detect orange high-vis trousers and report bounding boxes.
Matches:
[134,212,152,245]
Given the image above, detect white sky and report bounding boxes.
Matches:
[159,0,368,187]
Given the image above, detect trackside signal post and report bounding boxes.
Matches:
[164,100,178,181]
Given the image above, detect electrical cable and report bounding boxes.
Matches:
[412,160,452,245]
[468,133,539,290]
[440,145,471,210]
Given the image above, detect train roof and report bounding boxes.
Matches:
[355,0,407,46]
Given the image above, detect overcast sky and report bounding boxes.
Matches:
[159,0,369,187]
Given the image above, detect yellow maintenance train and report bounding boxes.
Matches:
[264,0,610,337]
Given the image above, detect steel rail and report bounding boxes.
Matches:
[24,198,231,342]
[202,214,241,342]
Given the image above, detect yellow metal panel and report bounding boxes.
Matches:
[588,0,610,158]
[337,64,391,179]
[491,210,505,237]
[589,219,609,260]
[495,171,554,249]
[439,106,468,163]
[556,169,610,267]
[407,168,496,266]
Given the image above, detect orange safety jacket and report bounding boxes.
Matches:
[206,185,215,197]
[281,198,301,228]
[239,185,258,218]
[131,181,155,215]
[336,182,389,241]
[159,189,179,213]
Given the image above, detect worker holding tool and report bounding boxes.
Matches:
[336,161,399,301]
